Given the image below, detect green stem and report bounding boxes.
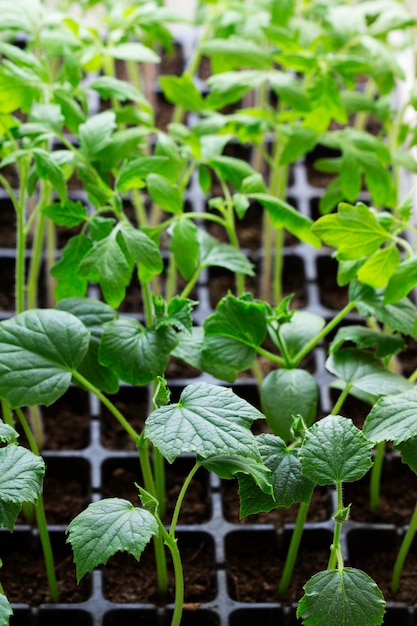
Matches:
[1,400,13,428]
[369,441,385,513]
[328,481,344,571]
[255,345,287,368]
[158,523,184,626]
[16,161,29,313]
[170,463,200,534]
[278,499,310,598]
[72,371,141,443]
[26,212,45,310]
[15,407,59,602]
[331,383,352,416]
[391,499,417,594]
[292,301,356,366]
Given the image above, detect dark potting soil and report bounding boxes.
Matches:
[102,534,216,604]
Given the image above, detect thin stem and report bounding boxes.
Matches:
[16,161,29,313]
[391,499,417,594]
[328,481,344,571]
[15,407,59,602]
[179,263,202,299]
[292,301,356,366]
[158,523,184,626]
[170,462,200,534]
[72,371,141,443]
[278,499,310,598]
[331,383,352,416]
[369,441,385,513]
[255,345,287,367]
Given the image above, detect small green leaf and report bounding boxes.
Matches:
[67,498,158,582]
[159,74,205,112]
[145,382,265,463]
[201,335,255,381]
[0,423,18,444]
[118,222,163,282]
[89,76,145,103]
[250,193,321,248]
[170,219,199,280]
[202,454,271,496]
[261,369,318,440]
[0,445,44,506]
[116,156,168,191]
[156,296,196,334]
[326,348,412,397]
[0,500,21,532]
[78,231,133,308]
[238,433,314,517]
[312,203,389,259]
[79,111,116,159]
[99,318,178,386]
[147,173,183,214]
[0,593,13,626]
[299,415,373,484]
[199,231,254,275]
[0,309,90,407]
[50,234,92,301]
[363,389,417,444]
[357,246,400,288]
[275,311,325,360]
[171,326,204,371]
[384,257,417,304]
[107,42,159,63]
[297,568,385,626]
[200,38,271,72]
[42,200,87,228]
[33,149,67,203]
[329,326,405,358]
[350,282,417,337]
[394,436,417,474]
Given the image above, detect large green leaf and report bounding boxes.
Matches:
[297,568,385,626]
[0,309,90,407]
[99,318,178,385]
[312,203,388,259]
[67,498,158,582]
[299,415,373,485]
[261,369,318,440]
[384,257,417,304]
[79,111,117,159]
[50,234,92,301]
[147,173,183,214]
[170,219,200,280]
[363,389,417,444]
[357,246,400,289]
[329,325,405,358]
[145,382,265,463]
[274,311,325,361]
[326,348,412,397]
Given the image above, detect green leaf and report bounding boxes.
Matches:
[199,231,254,275]
[357,246,400,289]
[42,200,88,228]
[350,282,417,337]
[261,369,318,440]
[0,309,90,407]
[0,593,13,626]
[170,219,199,280]
[384,257,417,304]
[312,203,388,260]
[0,500,20,532]
[204,293,267,347]
[274,311,325,360]
[79,111,116,160]
[238,433,314,517]
[299,415,373,484]
[200,38,272,72]
[278,126,317,165]
[107,42,159,63]
[171,326,204,371]
[250,193,321,248]
[340,148,361,201]
[159,74,205,112]
[0,445,44,507]
[155,296,196,334]
[118,222,163,282]
[326,348,412,397]
[201,454,271,496]
[33,149,67,203]
[67,498,158,582]
[394,436,417,474]
[50,234,93,301]
[78,231,132,308]
[363,389,417,444]
[144,382,265,463]
[297,568,385,626]
[89,76,145,103]
[0,422,18,444]
[329,326,405,358]
[99,318,178,386]
[57,297,119,394]
[201,335,255,382]
[147,173,183,214]
[116,156,168,191]
[208,155,257,191]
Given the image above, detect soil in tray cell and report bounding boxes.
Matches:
[316,255,349,310]
[102,532,217,604]
[100,385,149,450]
[225,528,332,605]
[103,609,220,626]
